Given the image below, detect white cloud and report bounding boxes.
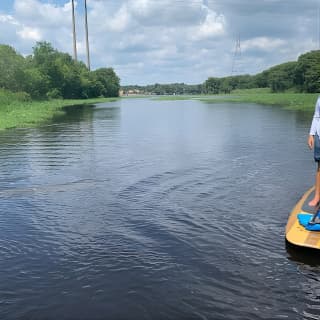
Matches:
[242,37,286,52]
[14,0,72,27]
[5,0,75,54]
[0,14,19,25]
[107,5,131,32]
[17,26,42,41]
[127,0,206,26]
[190,9,226,40]
[0,0,318,85]
[0,13,42,44]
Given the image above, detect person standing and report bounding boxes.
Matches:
[308,95,320,206]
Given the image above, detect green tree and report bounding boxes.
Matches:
[21,67,50,99]
[252,71,269,88]
[0,44,26,92]
[267,62,296,92]
[204,77,221,94]
[31,42,91,99]
[294,50,320,93]
[93,68,120,97]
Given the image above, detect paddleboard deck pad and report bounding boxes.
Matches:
[286,187,320,249]
[298,213,320,231]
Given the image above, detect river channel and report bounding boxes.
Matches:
[0,98,319,319]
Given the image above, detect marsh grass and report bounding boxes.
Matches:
[199,89,319,111]
[153,89,319,111]
[152,95,197,101]
[1,88,319,130]
[0,89,117,130]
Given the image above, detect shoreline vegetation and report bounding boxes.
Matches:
[0,89,117,130]
[0,41,318,130]
[0,41,121,130]
[122,50,320,97]
[152,89,319,111]
[1,88,319,130]
[121,49,319,112]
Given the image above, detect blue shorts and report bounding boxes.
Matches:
[315,135,320,162]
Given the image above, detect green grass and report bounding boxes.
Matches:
[1,88,319,130]
[199,89,319,111]
[152,95,198,101]
[150,89,319,111]
[121,94,149,99]
[0,89,118,130]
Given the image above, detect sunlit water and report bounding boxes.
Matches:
[0,98,319,319]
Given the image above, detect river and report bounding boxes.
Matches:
[0,98,319,319]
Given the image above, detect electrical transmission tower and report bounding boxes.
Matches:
[231,35,242,75]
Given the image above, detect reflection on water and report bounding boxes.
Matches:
[286,242,320,320]
[286,241,320,267]
[0,98,319,319]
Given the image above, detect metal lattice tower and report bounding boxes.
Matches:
[231,35,242,75]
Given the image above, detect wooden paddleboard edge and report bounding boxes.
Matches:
[285,186,320,249]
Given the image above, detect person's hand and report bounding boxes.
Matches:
[308,135,314,149]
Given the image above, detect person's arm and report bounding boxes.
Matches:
[308,97,320,149]
[308,135,314,149]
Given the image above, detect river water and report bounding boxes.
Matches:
[0,98,319,319]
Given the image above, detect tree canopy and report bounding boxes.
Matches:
[0,42,120,99]
[122,50,320,95]
[1,42,319,98]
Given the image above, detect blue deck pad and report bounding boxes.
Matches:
[298,213,320,231]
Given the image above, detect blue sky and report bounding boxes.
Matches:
[1,0,320,85]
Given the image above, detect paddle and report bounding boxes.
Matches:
[308,204,320,225]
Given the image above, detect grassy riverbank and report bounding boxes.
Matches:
[199,89,319,111]
[2,89,319,130]
[0,89,117,130]
[154,89,319,112]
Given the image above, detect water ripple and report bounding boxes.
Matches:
[0,100,317,319]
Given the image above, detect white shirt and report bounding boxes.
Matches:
[309,96,320,136]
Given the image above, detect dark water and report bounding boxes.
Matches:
[0,98,319,320]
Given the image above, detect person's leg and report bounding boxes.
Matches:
[309,162,320,206]
[309,134,320,206]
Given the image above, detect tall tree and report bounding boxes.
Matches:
[93,68,120,97]
[0,44,25,92]
[294,50,320,93]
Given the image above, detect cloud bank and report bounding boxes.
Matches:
[0,0,319,84]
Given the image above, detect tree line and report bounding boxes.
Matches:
[122,83,203,95]
[0,42,120,100]
[122,50,320,95]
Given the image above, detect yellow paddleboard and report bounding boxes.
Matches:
[286,186,320,249]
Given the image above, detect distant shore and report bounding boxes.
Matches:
[153,89,319,112]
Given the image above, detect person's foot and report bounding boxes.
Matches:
[308,198,320,207]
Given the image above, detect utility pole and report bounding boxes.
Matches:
[71,0,77,61]
[318,5,320,49]
[84,0,91,70]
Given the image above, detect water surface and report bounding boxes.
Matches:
[0,98,319,319]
